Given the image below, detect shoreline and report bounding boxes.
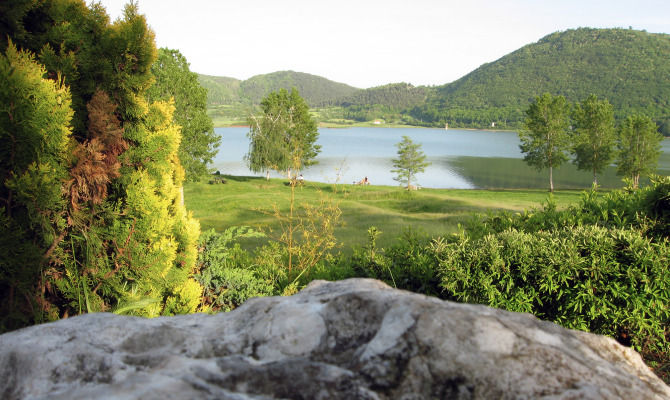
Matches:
[214,123,516,132]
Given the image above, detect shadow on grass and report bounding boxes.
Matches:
[220,174,265,183]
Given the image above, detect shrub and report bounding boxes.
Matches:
[194,228,273,311]
[434,222,669,355]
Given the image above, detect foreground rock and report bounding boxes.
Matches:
[1,279,668,399]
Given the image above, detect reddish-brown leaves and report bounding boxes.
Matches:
[67,90,127,210]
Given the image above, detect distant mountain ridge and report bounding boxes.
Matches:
[198,70,358,106]
[199,28,670,131]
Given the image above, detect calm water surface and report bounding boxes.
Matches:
[212,127,670,189]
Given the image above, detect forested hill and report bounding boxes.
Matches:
[198,70,359,106]
[197,75,241,105]
[411,28,670,128]
[320,83,430,110]
[201,28,670,132]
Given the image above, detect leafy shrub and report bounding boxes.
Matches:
[433,225,669,354]
[194,228,273,311]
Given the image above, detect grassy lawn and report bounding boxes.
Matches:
[184,175,585,252]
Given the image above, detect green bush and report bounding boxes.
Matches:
[433,225,669,353]
[194,228,273,311]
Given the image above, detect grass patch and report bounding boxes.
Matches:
[184,176,584,252]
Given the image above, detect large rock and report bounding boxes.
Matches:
[1,278,668,399]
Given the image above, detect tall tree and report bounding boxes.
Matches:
[571,94,616,186]
[616,115,663,188]
[146,48,219,181]
[246,88,320,179]
[0,1,202,329]
[519,93,571,192]
[391,136,431,190]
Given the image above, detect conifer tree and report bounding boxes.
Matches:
[0,1,202,328]
[391,136,431,190]
[0,42,73,328]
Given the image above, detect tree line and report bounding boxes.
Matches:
[520,93,664,192]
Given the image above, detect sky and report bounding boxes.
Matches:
[95,0,670,89]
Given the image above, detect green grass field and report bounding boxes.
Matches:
[184,176,585,252]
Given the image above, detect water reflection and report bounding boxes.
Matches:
[212,127,669,189]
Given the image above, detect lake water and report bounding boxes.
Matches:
[212,127,670,190]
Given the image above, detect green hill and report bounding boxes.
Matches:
[197,74,242,105]
[323,82,429,109]
[240,71,359,105]
[200,28,670,132]
[411,28,670,129]
[198,70,359,107]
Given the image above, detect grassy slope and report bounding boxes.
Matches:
[184,176,584,252]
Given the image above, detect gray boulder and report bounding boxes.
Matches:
[1,278,668,399]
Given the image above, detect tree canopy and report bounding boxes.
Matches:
[616,115,664,188]
[147,48,220,181]
[571,94,616,186]
[246,88,320,178]
[519,93,572,192]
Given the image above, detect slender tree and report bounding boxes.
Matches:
[391,136,431,190]
[616,115,663,188]
[246,88,320,179]
[147,48,219,181]
[571,94,616,186]
[519,93,571,192]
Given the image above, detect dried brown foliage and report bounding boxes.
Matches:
[67,90,127,210]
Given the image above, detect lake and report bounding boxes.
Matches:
[211,127,670,190]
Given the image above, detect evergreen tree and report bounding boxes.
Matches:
[571,94,616,186]
[246,88,320,179]
[0,1,201,329]
[0,42,73,328]
[616,115,663,188]
[391,136,431,190]
[147,48,219,181]
[519,93,571,192]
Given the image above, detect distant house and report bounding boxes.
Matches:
[373,120,383,125]
[491,122,496,128]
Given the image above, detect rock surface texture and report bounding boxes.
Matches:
[1,278,668,399]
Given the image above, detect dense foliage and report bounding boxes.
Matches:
[616,115,664,188]
[246,88,321,178]
[414,28,670,130]
[519,93,572,192]
[0,0,200,331]
[147,48,220,181]
[571,94,617,184]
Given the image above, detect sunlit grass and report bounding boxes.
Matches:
[184,176,585,252]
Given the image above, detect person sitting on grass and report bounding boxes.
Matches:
[356,177,370,185]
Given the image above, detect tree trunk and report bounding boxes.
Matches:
[266,170,270,180]
[593,169,598,187]
[549,166,554,192]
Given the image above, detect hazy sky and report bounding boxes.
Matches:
[95,0,670,88]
